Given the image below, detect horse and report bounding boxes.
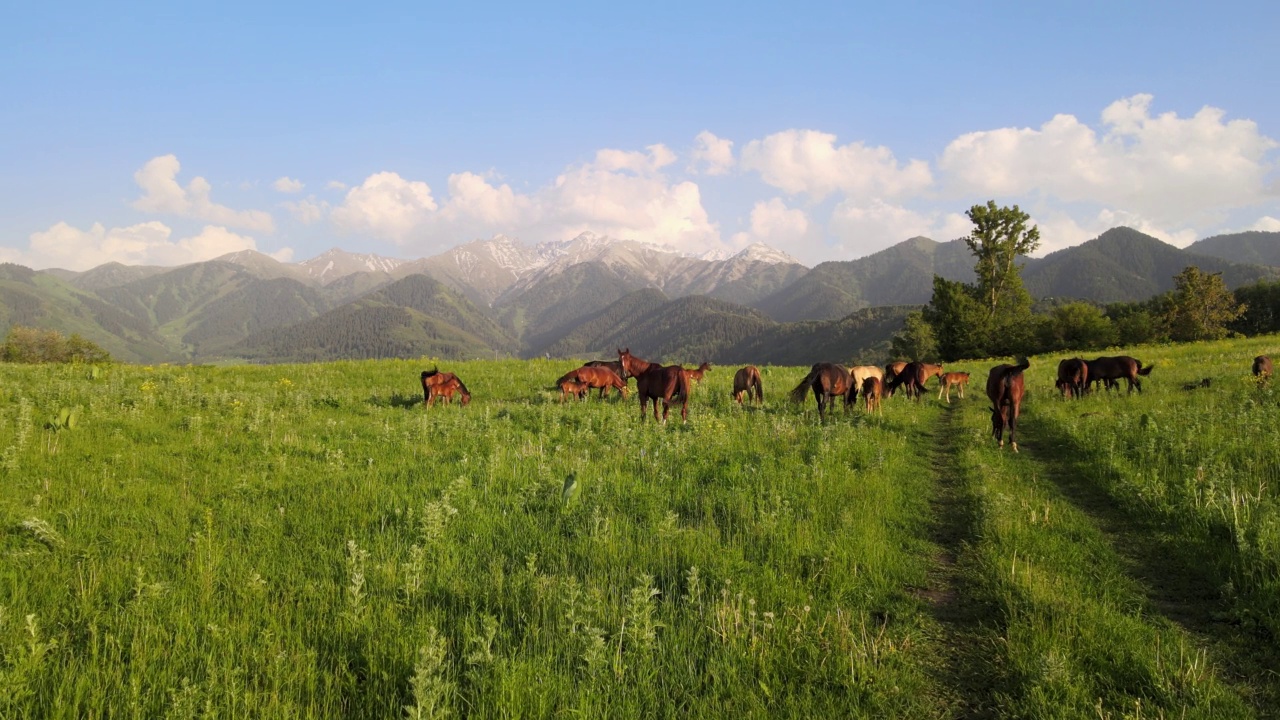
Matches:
[1086,356,1153,394]
[421,369,471,406]
[557,366,629,399]
[732,366,763,405]
[987,358,1029,452]
[937,372,970,403]
[557,377,591,402]
[862,376,884,415]
[1055,358,1089,399]
[884,362,908,390]
[583,359,629,381]
[684,361,712,384]
[849,365,883,404]
[886,362,942,401]
[618,348,690,423]
[788,363,855,420]
[1254,355,1272,384]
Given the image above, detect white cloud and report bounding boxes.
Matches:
[329,171,438,242]
[739,129,933,201]
[326,180,348,191]
[131,155,276,233]
[441,172,532,227]
[689,131,734,175]
[273,176,304,193]
[11,221,282,271]
[828,200,971,257]
[729,198,809,248]
[1248,216,1280,232]
[282,196,329,225]
[938,94,1279,228]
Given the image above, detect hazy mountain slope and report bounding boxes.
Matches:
[1021,227,1280,302]
[182,278,332,358]
[405,235,539,306]
[599,295,776,364]
[525,288,670,359]
[372,274,517,353]
[725,305,917,367]
[47,262,171,291]
[1184,231,1280,267]
[495,261,644,338]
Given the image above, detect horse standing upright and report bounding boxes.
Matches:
[685,362,712,384]
[862,376,884,415]
[937,372,970,403]
[849,365,883,405]
[788,363,856,420]
[1055,358,1089,399]
[618,348,690,423]
[986,358,1029,452]
[556,366,629,399]
[1254,355,1272,384]
[732,366,763,405]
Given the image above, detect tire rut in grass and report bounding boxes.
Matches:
[920,403,1004,719]
[1022,418,1280,713]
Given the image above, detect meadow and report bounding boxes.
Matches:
[1,339,1278,718]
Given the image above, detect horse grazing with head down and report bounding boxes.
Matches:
[557,366,629,400]
[789,363,855,420]
[886,362,942,401]
[618,348,690,423]
[986,358,1029,452]
[937,372,970,403]
[1254,355,1272,384]
[1086,356,1153,394]
[1055,358,1089,399]
[884,362,908,390]
[862,376,884,415]
[421,369,471,407]
[732,366,763,405]
[848,365,883,405]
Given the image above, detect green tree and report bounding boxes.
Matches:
[1,326,112,364]
[890,311,938,361]
[1164,266,1247,342]
[922,276,990,361]
[1036,302,1117,352]
[963,200,1040,318]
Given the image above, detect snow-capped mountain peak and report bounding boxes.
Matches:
[732,243,800,265]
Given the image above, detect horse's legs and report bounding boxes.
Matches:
[1009,405,1019,452]
[660,399,669,423]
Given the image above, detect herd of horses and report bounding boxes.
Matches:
[419,350,1275,452]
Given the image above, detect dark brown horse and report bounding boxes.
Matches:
[886,362,942,401]
[862,376,884,415]
[618,348,690,423]
[987,358,1029,452]
[1254,355,1272,384]
[732,366,763,405]
[685,361,712,384]
[556,366,629,399]
[789,363,855,420]
[421,369,471,406]
[583,359,629,381]
[1086,356,1153,394]
[1055,358,1089,399]
[884,361,908,388]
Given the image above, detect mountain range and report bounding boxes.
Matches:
[2,228,1277,365]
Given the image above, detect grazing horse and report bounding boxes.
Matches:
[884,362,908,390]
[849,365,883,404]
[583,359,629,381]
[732,366,763,405]
[1055,358,1089,399]
[557,377,590,402]
[421,369,471,406]
[1086,356,1154,394]
[557,366,629,399]
[987,358,1030,452]
[862,376,884,415]
[1254,355,1272,384]
[938,372,970,403]
[618,348,690,423]
[788,363,856,420]
[684,361,713,384]
[886,362,942,401]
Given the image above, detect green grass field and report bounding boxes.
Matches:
[1,340,1278,718]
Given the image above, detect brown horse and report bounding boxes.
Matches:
[557,377,590,402]
[849,365,883,404]
[618,348,690,423]
[1055,358,1089,399]
[789,363,855,420]
[937,372,970,403]
[886,362,942,400]
[583,359,629,381]
[987,358,1029,452]
[1254,355,1272,384]
[1086,356,1153,394]
[884,361,908,388]
[862,376,884,415]
[557,366,629,399]
[732,366,763,405]
[684,361,712,384]
[421,369,471,406]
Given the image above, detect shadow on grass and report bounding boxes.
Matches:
[1024,417,1280,712]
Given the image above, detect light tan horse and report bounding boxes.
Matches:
[937,371,970,403]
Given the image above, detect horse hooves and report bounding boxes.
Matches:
[1011,443,1019,453]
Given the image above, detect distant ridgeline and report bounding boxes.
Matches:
[1,227,1278,365]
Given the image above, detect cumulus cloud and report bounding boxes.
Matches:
[273,176,304,193]
[11,221,283,271]
[131,155,276,233]
[938,94,1279,228]
[729,198,809,248]
[440,172,533,227]
[326,180,348,191]
[282,196,329,225]
[689,131,734,175]
[329,172,438,242]
[1249,216,1280,232]
[739,129,933,201]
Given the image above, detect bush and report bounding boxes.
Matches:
[1,325,112,364]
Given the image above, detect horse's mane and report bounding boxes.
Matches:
[421,367,441,380]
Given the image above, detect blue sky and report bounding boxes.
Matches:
[3,1,1278,270]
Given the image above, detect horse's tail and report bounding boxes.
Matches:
[421,367,440,381]
[755,376,764,402]
[675,366,691,402]
[1013,357,1030,374]
[1137,363,1154,376]
[789,368,820,403]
